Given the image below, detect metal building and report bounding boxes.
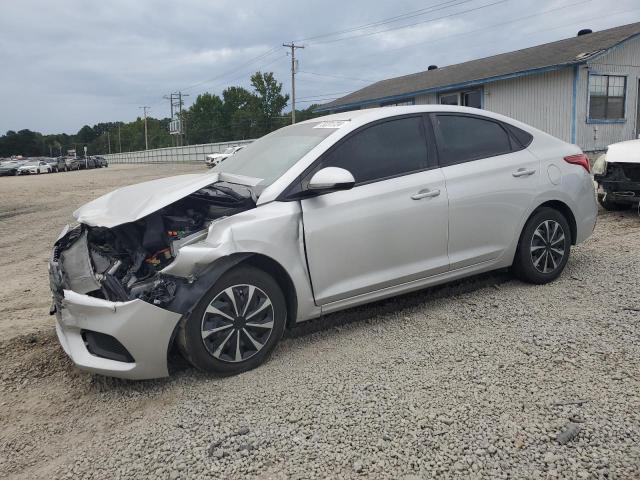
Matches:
[316,22,640,152]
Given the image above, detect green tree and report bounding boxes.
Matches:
[220,86,257,141]
[250,71,289,136]
[186,93,224,144]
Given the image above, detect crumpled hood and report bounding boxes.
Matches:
[74,173,219,228]
[73,172,262,228]
[607,139,640,164]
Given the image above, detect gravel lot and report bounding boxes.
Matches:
[1,165,639,479]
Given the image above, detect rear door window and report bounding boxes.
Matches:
[320,116,429,184]
[434,114,513,166]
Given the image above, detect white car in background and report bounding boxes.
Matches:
[17,160,52,175]
[205,145,246,168]
[593,139,640,210]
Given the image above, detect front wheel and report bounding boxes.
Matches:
[177,265,286,376]
[512,208,571,284]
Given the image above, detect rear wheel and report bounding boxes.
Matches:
[597,193,632,211]
[177,265,286,375]
[513,207,571,284]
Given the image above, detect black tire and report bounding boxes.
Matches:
[177,265,286,376]
[597,193,631,211]
[512,207,572,284]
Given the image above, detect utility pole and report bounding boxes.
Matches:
[164,92,188,146]
[179,91,189,145]
[118,124,122,153]
[139,106,150,150]
[283,42,304,124]
[107,131,111,154]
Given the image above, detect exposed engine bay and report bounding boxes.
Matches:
[51,181,256,307]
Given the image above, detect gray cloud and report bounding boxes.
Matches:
[0,0,638,134]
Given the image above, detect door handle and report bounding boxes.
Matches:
[512,168,536,177]
[411,188,440,200]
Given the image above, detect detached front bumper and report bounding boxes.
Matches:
[53,289,182,379]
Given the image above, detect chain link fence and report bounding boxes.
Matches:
[103,140,255,164]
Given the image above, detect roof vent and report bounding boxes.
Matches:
[577,29,592,36]
[428,65,438,70]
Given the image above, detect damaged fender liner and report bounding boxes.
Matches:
[163,253,251,315]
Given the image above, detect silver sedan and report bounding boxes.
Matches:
[49,105,597,379]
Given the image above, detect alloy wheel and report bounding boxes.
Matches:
[200,284,274,363]
[530,220,566,274]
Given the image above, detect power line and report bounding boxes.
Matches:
[306,0,510,45]
[188,53,288,99]
[369,0,592,58]
[180,46,281,93]
[297,90,355,100]
[296,0,474,43]
[297,71,375,83]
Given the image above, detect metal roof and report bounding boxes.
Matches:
[317,22,640,112]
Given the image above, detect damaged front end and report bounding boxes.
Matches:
[53,181,255,306]
[49,178,257,379]
[594,161,640,205]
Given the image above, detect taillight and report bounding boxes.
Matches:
[564,153,591,173]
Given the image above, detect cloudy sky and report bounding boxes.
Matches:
[1,0,639,134]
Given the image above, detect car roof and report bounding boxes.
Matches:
[297,105,550,139]
[299,105,523,126]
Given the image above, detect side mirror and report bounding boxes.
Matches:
[307,167,355,193]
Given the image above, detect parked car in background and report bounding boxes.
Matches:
[0,160,22,176]
[205,145,245,168]
[593,139,640,210]
[44,157,67,172]
[18,160,52,175]
[49,106,597,380]
[64,157,80,171]
[78,156,96,169]
[93,156,109,168]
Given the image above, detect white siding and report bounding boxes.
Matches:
[483,69,574,142]
[576,35,640,151]
[415,93,437,104]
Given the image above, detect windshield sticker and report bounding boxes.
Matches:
[313,120,349,129]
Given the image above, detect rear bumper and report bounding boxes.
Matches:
[54,289,182,380]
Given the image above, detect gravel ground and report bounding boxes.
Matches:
[1,166,639,479]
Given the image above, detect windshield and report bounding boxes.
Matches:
[24,161,39,166]
[211,121,341,187]
[222,147,235,154]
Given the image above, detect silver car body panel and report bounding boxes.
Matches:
[301,168,449,305]
[55,289,182,380]
[161,201,321,322]
[49,105,597,379]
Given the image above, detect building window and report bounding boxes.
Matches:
[440,93,458,105]
[439,90,482,108]
[589,75,626,120]
[381,98,415,107]
[462,90,482,109]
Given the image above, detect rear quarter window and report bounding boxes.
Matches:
[503,123,534,148]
